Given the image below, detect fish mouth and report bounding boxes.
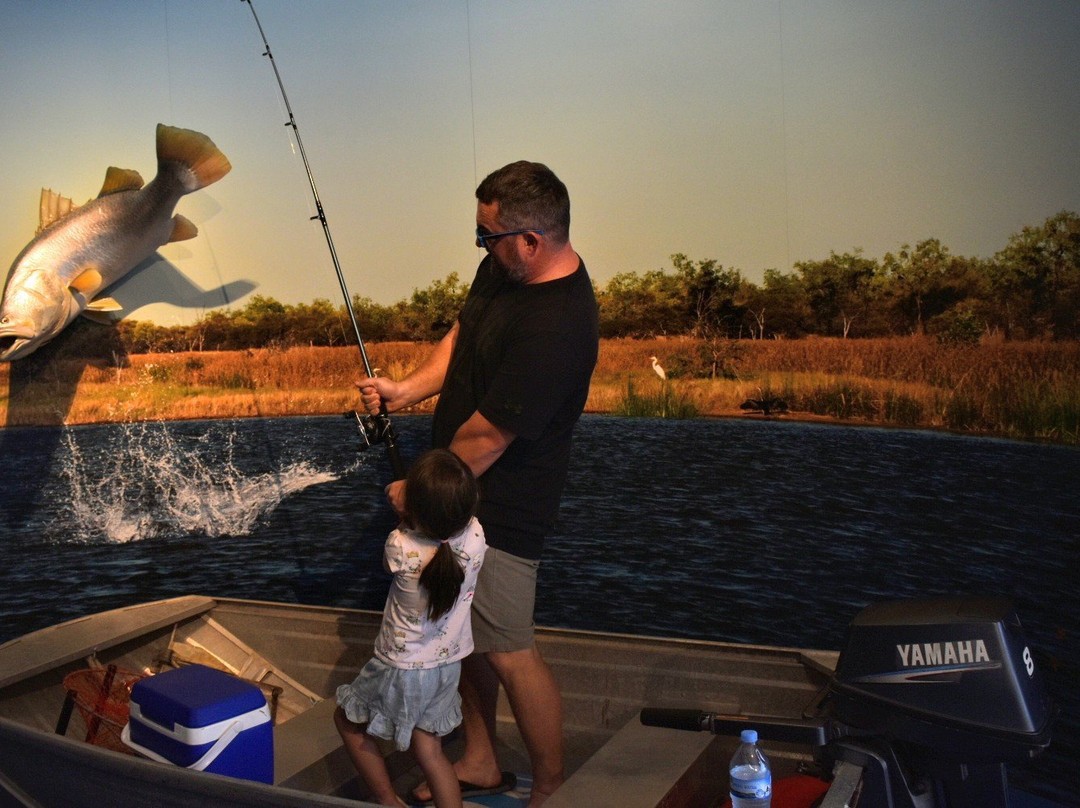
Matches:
[0,326,37,362]
[0,336,28,361]
[0,337,25,361]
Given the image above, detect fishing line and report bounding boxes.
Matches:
[777,0,793,275]
[164,1,174,119]
[242,0,404,479]
[465,0,479,189]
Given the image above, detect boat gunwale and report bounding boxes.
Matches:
[0,595,217,689]
[0,595,839,693]
[0,712,371,808]
[208,596,839,661]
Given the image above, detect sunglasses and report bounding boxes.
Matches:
[475,227,545,250]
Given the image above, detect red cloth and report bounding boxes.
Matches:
[720,775,831,808]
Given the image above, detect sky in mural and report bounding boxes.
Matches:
[2,0,1078,325]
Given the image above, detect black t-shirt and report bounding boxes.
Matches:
[432,255,599,560]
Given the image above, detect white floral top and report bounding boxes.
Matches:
[373,516,486,669]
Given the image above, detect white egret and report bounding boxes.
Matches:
[650,356,667,380]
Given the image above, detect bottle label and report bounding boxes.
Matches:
[731,772,771,799]
[731,782,771,799]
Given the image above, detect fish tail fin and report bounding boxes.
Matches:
[169,214,199,243]
[156,124,232,192]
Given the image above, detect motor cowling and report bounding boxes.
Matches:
[828,596,1053,761]
[818,597,1055,808]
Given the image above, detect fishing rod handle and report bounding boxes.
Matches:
[639,708,711,732]
[382,416,407,481]
[641,708,830,746]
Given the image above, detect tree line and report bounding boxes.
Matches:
[109,210,1079,355]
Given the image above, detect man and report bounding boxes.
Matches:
[358,161,598,807]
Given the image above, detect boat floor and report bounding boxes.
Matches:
[315,709,814,808]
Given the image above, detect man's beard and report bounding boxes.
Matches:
[492,251,529,284]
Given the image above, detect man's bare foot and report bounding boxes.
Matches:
[410,763,507,804]
[368,791,407,807]
[526,779,562,807]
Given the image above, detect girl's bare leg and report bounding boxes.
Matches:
[334,707,408,807]
[411,727,463,808]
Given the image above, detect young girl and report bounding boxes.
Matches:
[334,449,486,808]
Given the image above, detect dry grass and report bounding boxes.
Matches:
[0,343,438,427]
[2,337,1078,442]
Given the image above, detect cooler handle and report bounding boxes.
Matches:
[120,719,244,771]
[187,719,244,771]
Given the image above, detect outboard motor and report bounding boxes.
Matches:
[822,596,1053,807]
[641,596,1054,808]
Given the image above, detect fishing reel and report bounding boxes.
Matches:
[345,410,407,479]
[346,409,395,450]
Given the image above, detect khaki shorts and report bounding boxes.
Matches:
[471,547,540,653]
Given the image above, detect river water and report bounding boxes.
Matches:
[0,414,1076,800]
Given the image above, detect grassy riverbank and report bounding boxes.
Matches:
[2,337,1078,444]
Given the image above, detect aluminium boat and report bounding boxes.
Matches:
[0,595,1056,808]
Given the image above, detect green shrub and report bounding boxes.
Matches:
[615,377,699,418]
[883,392,923,426]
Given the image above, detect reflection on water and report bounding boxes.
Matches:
[0,414,1077,800]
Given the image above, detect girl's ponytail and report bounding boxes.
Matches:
[420,542,466,622]
[406,449,480,622]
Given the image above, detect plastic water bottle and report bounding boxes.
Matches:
[729,729,771,808]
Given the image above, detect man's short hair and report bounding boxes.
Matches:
[476,161,570,244]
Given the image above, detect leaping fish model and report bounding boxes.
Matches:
[0,124,231,361]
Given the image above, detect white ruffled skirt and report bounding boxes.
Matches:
[336,657,462,751]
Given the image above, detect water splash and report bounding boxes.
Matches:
[58,421,340,543]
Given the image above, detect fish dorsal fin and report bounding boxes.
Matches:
[37,188,77,234]
[98,167,145,196]
[169,214,199,243]
[69,267,104,297]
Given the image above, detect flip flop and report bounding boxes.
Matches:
[412,771,517,805]
[461,771,517,799]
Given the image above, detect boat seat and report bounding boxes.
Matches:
[273,697,352,790]
[544,716,725,808]
[274,697,421,799]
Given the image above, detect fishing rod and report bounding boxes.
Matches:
[242,0,405,480]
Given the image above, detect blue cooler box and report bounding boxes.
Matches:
[121,664,274,783]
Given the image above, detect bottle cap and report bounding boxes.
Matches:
[740,729,758,743]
